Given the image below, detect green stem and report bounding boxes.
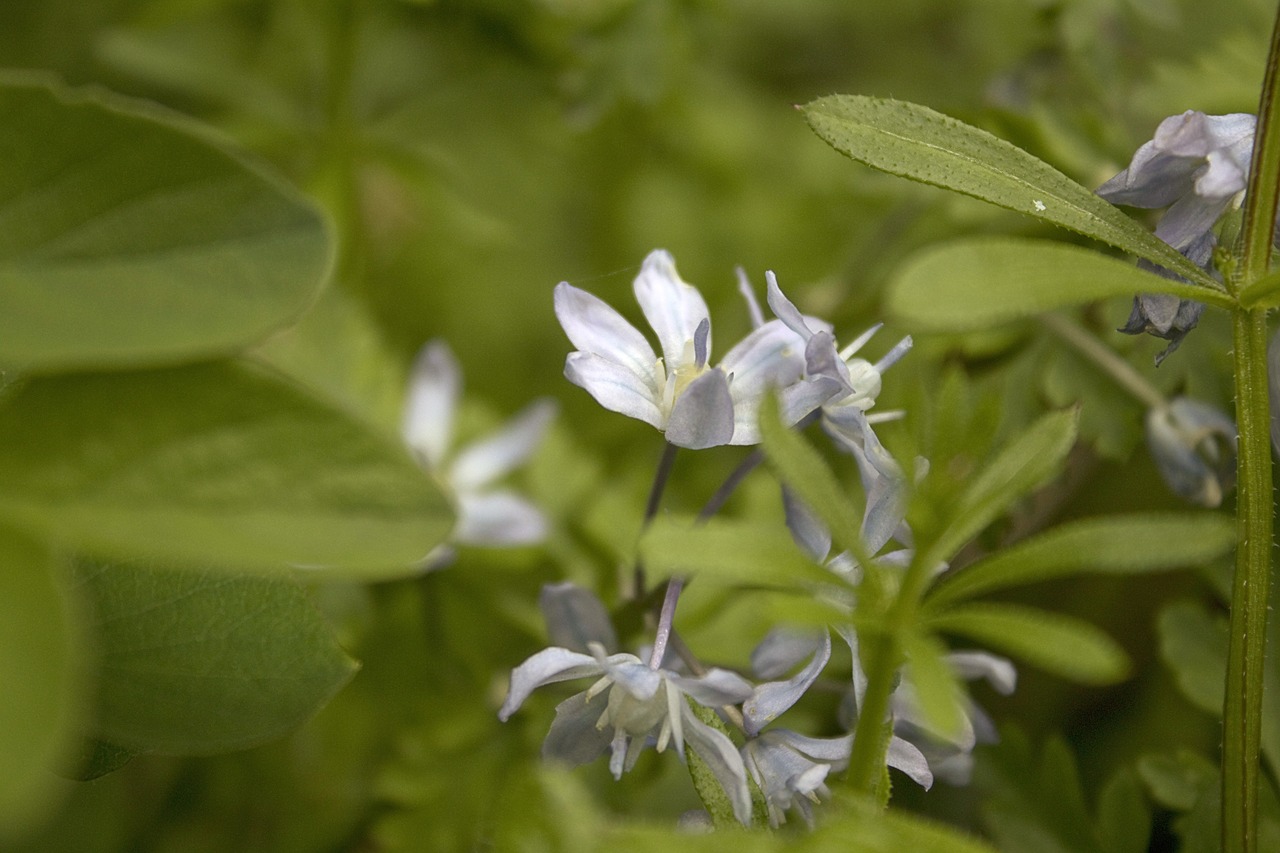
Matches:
[1040,313,1166,409]
[1222,9,1280,850]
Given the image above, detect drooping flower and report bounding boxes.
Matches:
[1145,397,1237,508]
[403,340,555,567]
[554,250,841,449]
[1098,111,1256,362]
[761,272,911,450]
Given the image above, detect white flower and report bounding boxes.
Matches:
[554,250,841,449]
[1146,397,1237,508]
[403,340,554,567]
[763,272,911,448]
[498,641,755,825]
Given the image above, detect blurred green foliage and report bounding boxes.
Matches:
[2,0,1276,849]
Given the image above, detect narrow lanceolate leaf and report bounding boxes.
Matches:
[0,74,332,372]
[901,630,964,740]
[0,360,452,578]
[888,238,1234,333]
[0,525,79,839]
[72,556,358,755]
[927,513,1236,609]
[639,516,833,589]
[934,409,1078,561]
[801,95,1218,288]
[926,603,1130,685]
[758,393,870,567]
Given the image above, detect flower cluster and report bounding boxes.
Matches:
[496,250,1012,828]
[1098,110,1256,361]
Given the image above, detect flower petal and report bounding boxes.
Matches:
[539,582,619,654]
[450,399,557,491]
[720,319,809,398]
[499,647,603,721]
[633,249,711,372]
[564,352,665,428]
[403,340,460,468]
[542,691,614,766]
[670,667,755,707]
[782,488,832,563]
[886,735,934,789]
[751,628,824,680]
[946,651,1018,695]
[765,272,816,341]
[555,282,661,391]
[454,490,548,546]
[744,632,832,736]
[665,368,735,449]
[682,704,753,826]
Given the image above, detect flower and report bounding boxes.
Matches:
[762,272,911,449]
[403,340,555,567]
[1098,111,1255,362]
[1146,397,1237,507]
[499,640,755,825]
[554,250,841,449]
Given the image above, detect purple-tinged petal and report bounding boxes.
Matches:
[499,647,603,721]
[751,628,824,680]
[564,352,664,428]
[765,272,816,341]
[1154,192,1235,252]
[946,651,1018,695]
[665,368,735,448]
[736,267,766,329]
[450,399,556,491]
[782,487,832,564]
[770,729,853,764]
[600,658,663,701]
[633,249,711,373]
[730,375,842,446]
[540,582,618,654]
[403,340,460,468]
[555,282,660,391]
[542,691,613,766]
[669,667,755,707]
[744,632,832,736]
[887,736,934,789]
[455,490,547,546]
[682,704,753,826]
[719,319,809,398]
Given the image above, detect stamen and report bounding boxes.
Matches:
[736,267,766,329]
[874,335,913,372]
[840,323,883,360]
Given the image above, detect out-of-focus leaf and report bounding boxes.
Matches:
[802,95,1220,286]
[0,75,331,372]
[927,513,1235,609]
[1096,768,1151,853]
[926,603,1129,685]
[887,239,1232,333]
[934,409,1078,561]
[1157,600,1224,716]
[902,629,964,739]
[0,525,77,840]
[0,361,451,578]
[1137,751,1217,812]
[72,557,358,755]
[639,516,835,589]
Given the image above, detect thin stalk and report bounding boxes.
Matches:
[1222,8,1280,851]
[1040,313,1166,409]
[634,442,679,597]
[698,450,765,521]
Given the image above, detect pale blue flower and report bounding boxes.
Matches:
[554,250,840,449]
[403,340,554,567]
[1146,397,1237,507]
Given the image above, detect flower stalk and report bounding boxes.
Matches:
[1222,9,1280,852]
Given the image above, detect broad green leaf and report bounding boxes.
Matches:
[902,629,964,739]
[72,556,358,754]
[927,513,1236,609]
[802,95,1218,287]
[638,516,834,589]
[1137,751,1217,812]
[926,603,1129,684]
[1157,600,1225,716]
[934,409,1078,561]
[0,360,451,578]
[1096,768,1152,853]
[0,525,78,839]
[887,238,1233,333]
[758,395,868,566]
[0,75,332,372]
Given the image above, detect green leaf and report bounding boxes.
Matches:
[1157,600,1225,716]
[934,408,1078,561]
[801,95,1218,287]
[1137,751,1218,812]
[887,238,1233,333]
[926,603,1129,684]
[1096,768,1152,853]
[0,360,451,578]
[638,516,833,589]
[927,513,1236,609]
[758,394,868,566]
[0,75,331,372]
[1240,265,1280,308]
[902,629,964,739]
[0,525,79,840]
[72,556,358,754]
